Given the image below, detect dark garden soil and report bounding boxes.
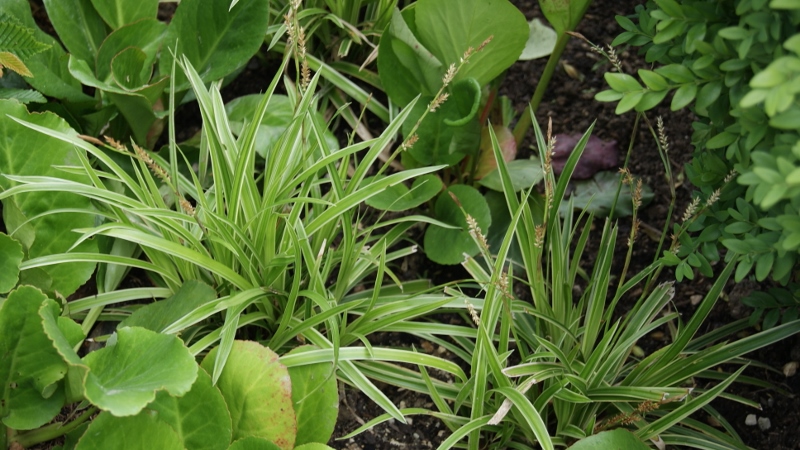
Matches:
[21,0,800,449]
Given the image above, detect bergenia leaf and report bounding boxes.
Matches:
[0,233,23,293]
[83,326,198,416]
[286,346,338,446]
[74,411,184,450]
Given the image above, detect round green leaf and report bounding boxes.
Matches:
[159,0,270,91]
[74,411,184,450]
[519,19,557,60]
[0,233,23,293]
[0,286,66,429]
[286,346,338,446]
[201,341,296,450]
[148,367,233,450]
[568,429,649,450]
[83,326,198,416]
[415,0,528,86]
[365,174,443,211]
[424,185,491,265]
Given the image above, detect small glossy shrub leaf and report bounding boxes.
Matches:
[148,367,232,450]
[42,0,106,65]
[286,346,338,446]
[89,0,158,29]
[569,429,649,450]
[119,280,217,332]
[479,159,544,192]
[424,185,491,265]
[0,232,23,293]
[160,0,269,91]
[0,286,65,429]
[365,174,443,211]
[74,411,184,450]
[227,437,281,450]
[519,18,557,60]
[83,326,198,416]
[201,341,296,449]
[0,100,98,297]
[415,0,528,87]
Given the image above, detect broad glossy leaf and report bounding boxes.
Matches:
[111,47,148,89]
[540,0,592,34]
[415,0,528,86]
[365,174,443,211]
[95,18,166,82]
[228,437,281,450]
[90,0,158,29]
[519,18,557,60]
[286,346,338,446]
[560,171,654,218]
[39,299,89,404]
[377,7,443,106]
[43,0,107,65]
[0,286,65,429]
[148,368,232,450]
[0,233,23,293]
[159,0,269,91]
[479,159,544,192]
[83,326,198,416]
[201,341,296,450]
[424,185,492,265]
[74,411,184,450]
[0,100,98,296]
[119,280,217,332]
[569,429,649,449]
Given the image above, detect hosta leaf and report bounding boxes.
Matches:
[286,346,338,446]
[95,18,166,83]
[0,233,23,293]
[201,341,296,450]
[89,0,159,29]
[74,411,184,450]
[424,185,491,265]
[0,100,98,297]
[0,286,65,429]
[159,0,269,91]
[148,368,233,450]
[119,280,217,332]
[42,0,106,65]
[83,326,198,416]
[228,437,281,450]
[519,18,557,60]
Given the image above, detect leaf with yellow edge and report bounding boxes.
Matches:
[0,51,31,77]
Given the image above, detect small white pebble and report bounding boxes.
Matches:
[745,414,757,426]
[413,433,420,440]
[758,417,771,431]
[690,294,703,305]
[406,417,413,425]
[783,361,798,377]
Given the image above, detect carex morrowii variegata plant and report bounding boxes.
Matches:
[337,115,800,449]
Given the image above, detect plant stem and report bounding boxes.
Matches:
[512,32,571,146]
[12,407,98,448]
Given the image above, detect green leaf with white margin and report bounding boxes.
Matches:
[0,233,23,293]
[42,0,107,65]
[415,0,528,86]
[201,341,296,450]
[0,100,98,297]
[74,411,184,450]
[0,286,66,429]
[424,184,492,265]
[159,0,269,92]
[227,437,281,450]
[519,18,557,60]
[119,280,217,332]
[569,429,649,449]
[148,367,232,450]
[82,326,198,416]
[365,174,443,211]
[286,346,338,446]
[39,299,89,404]
[89,0,158,30]
[0,0,92,102]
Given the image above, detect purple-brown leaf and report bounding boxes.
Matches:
[551,134,618,180]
